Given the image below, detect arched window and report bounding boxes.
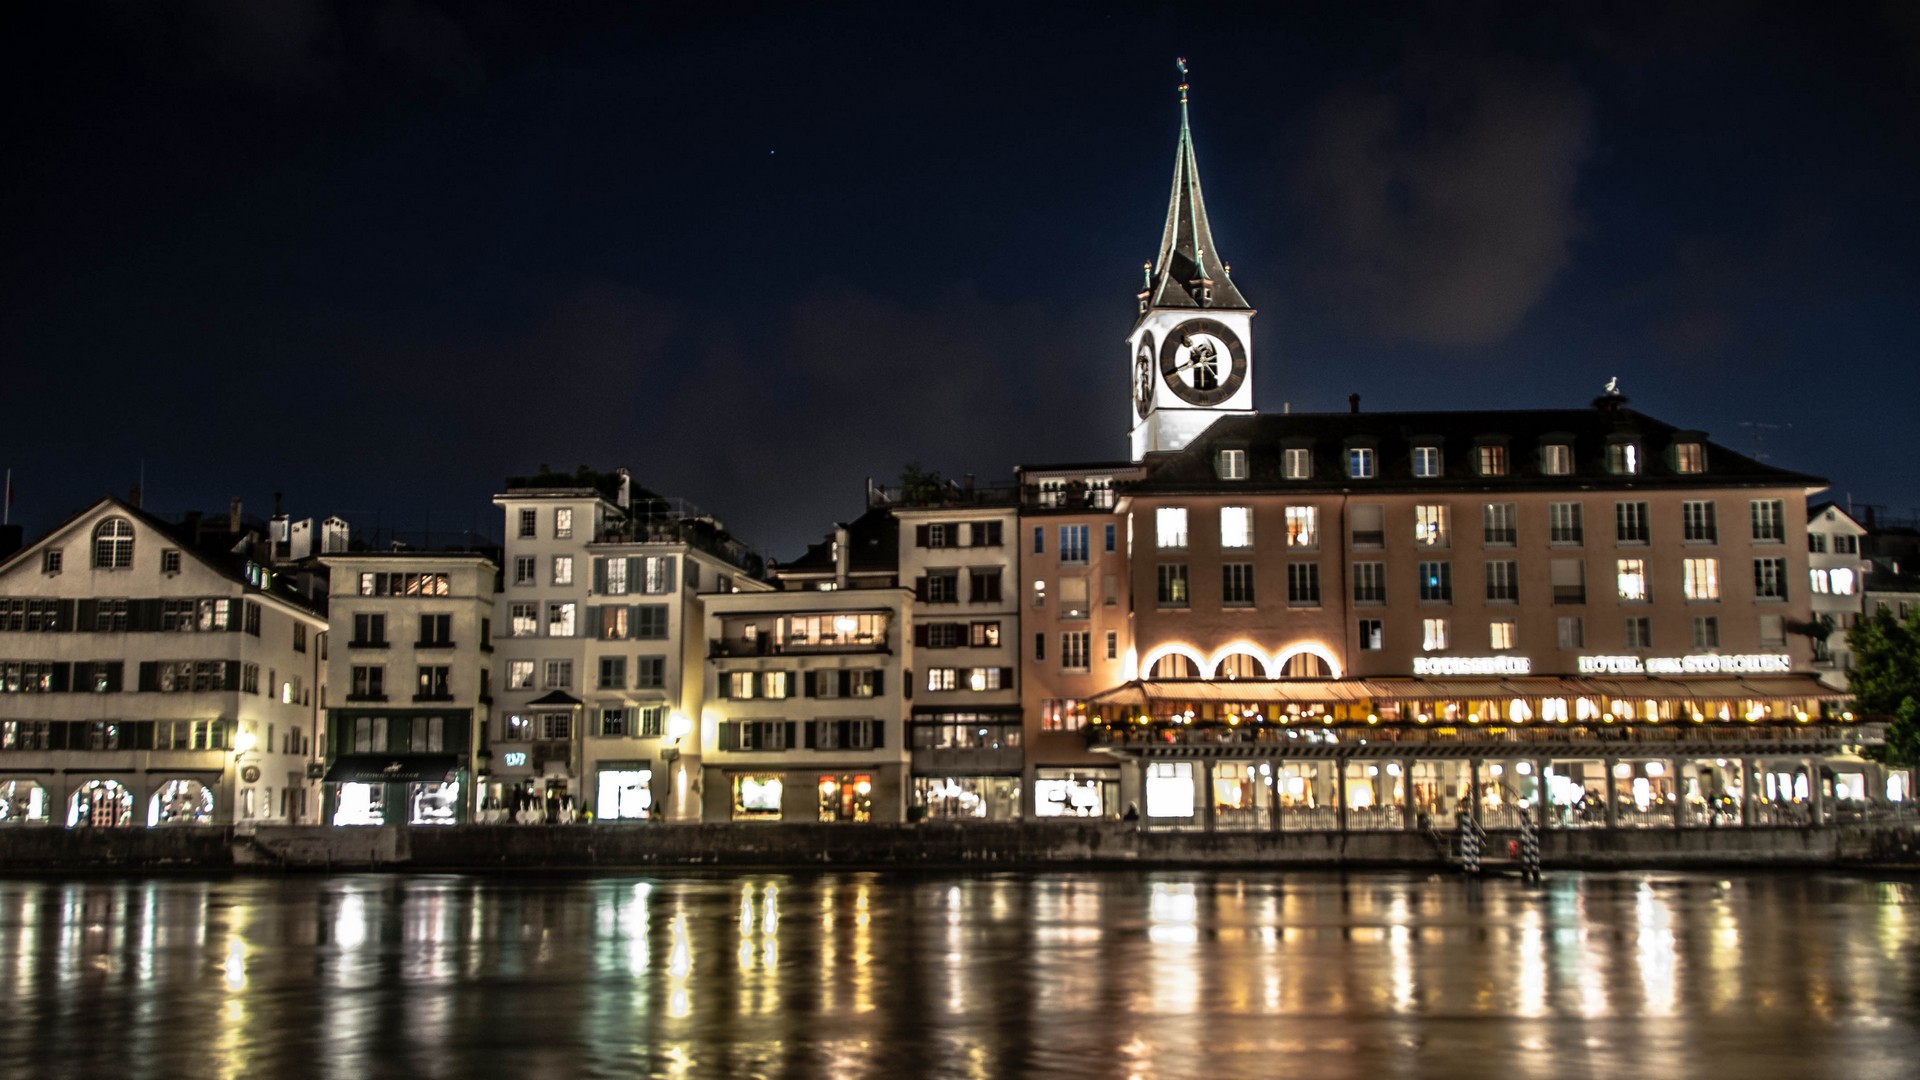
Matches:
[1280,652,1334,679]
[1149,654,1201,679]
[1213,652,1267,680]
[92,518,134,569]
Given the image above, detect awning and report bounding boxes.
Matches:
[324,754,459,784]
[1086,674,1847,708]
[526,690,585,707]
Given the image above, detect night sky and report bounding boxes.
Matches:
[5,2,1917,559]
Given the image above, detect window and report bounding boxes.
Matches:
[293,624,308,653]
[1674,442,1706,474]
[1061,631,1090,671]
[1213,506,1253,550]
[1541,443,1573,476]
[353,613,386,646]
[925,523,956,549]
[1350,504,1384,548]
[513,556,535,585]
[926,668,958,691]
[1754,557,1788,600]
[968,568,1002,603]
[1608,441,1641,475]
[547,603,576,637]
[418,614,452,646]
[725,671,758,699]
[1422,618,1449,651]
[605,557,629,595]
[1157,564,1189,607]
[1625,616,1652,649]
[541,713,572,740]
[517,509,537,538]
[162,549,187,575]
[92,518,134,569]
[969,520,1003,547]
[1041,699,1088,732]
[600,708,629,737]
[763,671,792,699]
[1418,561,1452,603]
[598,657,626,690]
[1477,445,1508,477]
[1106,631,1118,660]
[925,572,960,604]
[1486,561,1518,603]
[1216,448,1248,480]
[1551,559,1585,604]
[1033,632,1045,662]
[1104,523,1116,552]
[552,556,573,586]
[1834,534,1858,554]
[1616,502,1649,544]
[1483,503,1516,546]
[1557,616,1584,649]
[1693,616,1720,649]
[1415,505,1449,547]
[94,599,129,632]
[1283,447,1312,479]
[507,660,534,689]
[639,706,667,737]
[1549,502,1583,545]
[1155,507,1188,549]
[351,665,385,699]
[1616,559,1649,602]
[634,605,668,639]
[1103,574,1118,606]
[1808,533,1828,554]
[1059,525,1089,564]
[509,603,537,637]
[1223,563,1256,606]
[1490,618,1517,650]
[926,622,962,649]
[554,507,573,539]
[417,666,451,699]
[1751,499,1786,543]
[42,549,62,574]
[1358,619,1383,651]
[543,660,573,688]
[1683,558,1720,601]
[1830,567,1857,595]
[1412,446,1442,478]
[1352,562,1385,604]
[970,621,1001,647]
[1287,564,1320,606]
[1031,580,1046,609]
[352,716,388,753]
[1284,506,1318,549]
[1347,447,1376,479]
[1682,501,1717,543]
[0,598,65,633]
[635,656,665,689]
[1032,526,1044,554]
[1059,576,1089,619]
[640,557,675,594]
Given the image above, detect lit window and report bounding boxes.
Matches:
[1483,503,1516,546]
[1490,619,1516,650]
[552,556,573,586]
[1683,558,1720,601]
[1616,559,1649,602]
[1754,557,1788,600]
[92,518,134,569]
[1830,567,1856,595]
[1219,507,1253,549]
[1415,505,1449,546]
[1358,619,1383,651]
[1557,616,1584,649]
[605,557,629,595]
[1412,446,1442,478]
[1157,564,1189,607]
[1674,442,1706,474]
[1608,442,1641,475]
[1155,507,1188,549]
[1810,568,1830,594]
[1548,502,1583,544]
[1418,561,1452,602]
[1283,448,1312,480]
[1347,447,1375,479]
[1541,443,1573,476]
[1477,445,1508,477]
[1285,506,1317,549]
[1216,448,1248,480]
[1422,618,1450,651]
[554,507,573,539]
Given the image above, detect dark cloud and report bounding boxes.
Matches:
[1293,54,1591,347]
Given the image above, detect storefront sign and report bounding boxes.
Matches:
[1577,653,1791,675]
[502,751,529,768]
[1413,656,1533,676]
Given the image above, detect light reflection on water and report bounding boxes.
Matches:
[0,871,1916,1078]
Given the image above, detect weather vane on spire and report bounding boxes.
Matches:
[1176,57,1189,104]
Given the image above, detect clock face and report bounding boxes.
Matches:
[1158,318,1247,406]
[1134,341,1155,416]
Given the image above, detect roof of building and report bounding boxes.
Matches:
[778,507,899,577]
[1143,71,1250,313]
[1808,502,1868,531]
[1129,399,1826,494]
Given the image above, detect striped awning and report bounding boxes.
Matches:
[1086,674,1846,708]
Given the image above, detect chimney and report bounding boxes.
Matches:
[1348,393,1361,414]
[833,525,851,588]
[963,473,975,494]
[228,498,242,534]
[128,484,142,509]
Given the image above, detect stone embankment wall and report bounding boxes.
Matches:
[0,822,1865,872]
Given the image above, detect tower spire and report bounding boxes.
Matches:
[1145,57,1248,312]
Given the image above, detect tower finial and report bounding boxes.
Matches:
[1176,57,1189,105]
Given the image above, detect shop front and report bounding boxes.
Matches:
[594,760,655,821]
[324,754,462,826]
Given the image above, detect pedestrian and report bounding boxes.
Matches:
[1455,800,1483,876]
[1518,805,1542,883]
[1122,801,1141,823]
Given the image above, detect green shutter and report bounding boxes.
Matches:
[593,558,608,594]
[130,599,161,631]
[226,600,244,632]
[871,720,885,749]
[104,662,124,693]
[138,661,159,691]
[224,660,242,689]
[661,557,677,594]
[872,670,885,696]
[76,600,98,630]
[584,606,602,639]
[54,599,75,631]
[718,722,736,751]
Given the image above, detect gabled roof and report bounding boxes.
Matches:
[0,496,325,616]
[1144,67,1250,313]
[1129,404,1826,494]
[778,507,899,577]
[1807,502,1868,533]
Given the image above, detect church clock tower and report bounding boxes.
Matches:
[1129,60,1255,461]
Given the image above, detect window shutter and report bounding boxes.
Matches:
[226,600,244,632]
[914,624,929,647]
[914,577,929,602]
[803,670,816,697]
[138,661,159,692]
[915,524,930,548]
[76,599,98,629]
[661,557,677,594]
[872,670,885,696]
[835,670,849,697]
[871,720,885,749]
[804,721,818,749]
[1000,667,1014,688]
[105,662,124,693]
[718,722,736,751]
[49,663,71,693]
[130,599,161,631]
[224,660,242,688]
[584,606,602,638]
[593,558,608,594]
[836,719,851,748]
[717,673,731,700]
[784,721,797,749]
[55,599,75,631]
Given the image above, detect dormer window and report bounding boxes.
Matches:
[1215,448,1248,481]
[92,518,134,569]
[1282,447,1312,480]
[1412,446,1442,478]
[1674,442,1706,474]
[41,549,62,575]
[1476,444,1509,477]
[1347,447,1376,480]
[1607,441,1642,476]
[1541,443,1573,476]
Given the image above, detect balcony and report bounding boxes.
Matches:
[1553,586,1587,605]
[348,640,388,650]
[710,636,891,658]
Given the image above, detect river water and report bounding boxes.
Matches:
[0,870,1915,1079]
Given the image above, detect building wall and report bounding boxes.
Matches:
[1806,505,1868,688]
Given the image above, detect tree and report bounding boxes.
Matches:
[899,462,944,504]
[1851,606,1920,765]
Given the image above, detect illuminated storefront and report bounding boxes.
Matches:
[0,780,51,825]
[596,764,654,821]
[323,754,463,826]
